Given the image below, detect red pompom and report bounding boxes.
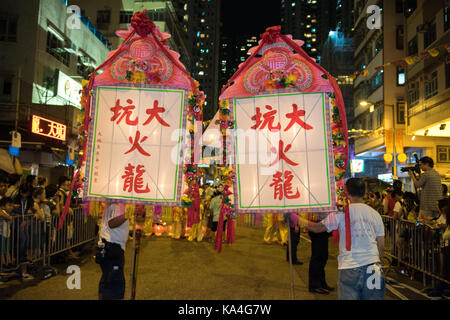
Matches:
[131,10,156,38]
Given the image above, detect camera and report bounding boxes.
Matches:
[400,153,421,175]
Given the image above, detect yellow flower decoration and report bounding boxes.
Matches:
[428,48,440,57]
[405,56,415,65]
[286,75,296,83]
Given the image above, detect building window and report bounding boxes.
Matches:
[376,107,384,128]
[408,36,418,56]
[120,11,133,24]
[397,101,406,124]
[77,55,95,79]
[97,10,111,24]
[2,78,12,95]
[425,71,438,100]
[405,0,417,17]
[46,30,70,67]
[424,20,436,48]
[397,67,406,86]
[146,8,165,22]
[396,0,403,13]
[396,26,404,50]
[373,36,382,54]
[437,146,450,163]
[408,83,419,107]
[0,14,18,42]
[446,62,450,88]
[370,70,383,92]
[445,6,450,32]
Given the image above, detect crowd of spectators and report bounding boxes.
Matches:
[0,171,81,280]
[363,156,450,298]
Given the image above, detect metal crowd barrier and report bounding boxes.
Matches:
[0,208,98,272]
[381,215,450,288]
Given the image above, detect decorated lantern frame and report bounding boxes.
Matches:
[210,26,351,250]
[59,11,204,230]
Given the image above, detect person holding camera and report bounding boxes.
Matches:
[97,202,129,300]
[408,156,443,221]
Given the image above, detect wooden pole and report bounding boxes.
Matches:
[129,209,142,300]
[287,215,295,300]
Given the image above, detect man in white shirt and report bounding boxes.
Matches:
[300,178,386,300]
[97,202,129,300]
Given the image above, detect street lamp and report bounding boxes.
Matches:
[359,101,398,179]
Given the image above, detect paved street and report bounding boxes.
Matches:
[0,224,441,300]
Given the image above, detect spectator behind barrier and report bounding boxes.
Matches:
[45,184,61,217]
[0,175,8,199]
[0,197,14,267]
[409,156,443,220]
[37,176,48,189]
[427,201,450,297]
[442,184,449,199]
[26,175,38,188]
[5,174,21,199]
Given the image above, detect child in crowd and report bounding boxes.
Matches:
[0,197,14,268]
[427,199,450,297]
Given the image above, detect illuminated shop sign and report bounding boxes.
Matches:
[351,159,365,173]
[57,70,82,108]
[31,115,66,141]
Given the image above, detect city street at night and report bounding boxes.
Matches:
[0,0,449,307]
[0,224,440,301]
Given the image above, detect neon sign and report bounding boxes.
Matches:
[31,115,66,141]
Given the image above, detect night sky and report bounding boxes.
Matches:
[221,0,281,38]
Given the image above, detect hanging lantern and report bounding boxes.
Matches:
[398,153,407,164]
[383,153,393,164]
[428,48,440,57]
[153,224,164,236]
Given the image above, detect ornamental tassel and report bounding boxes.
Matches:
[226,210,235,245]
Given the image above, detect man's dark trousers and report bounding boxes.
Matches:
[286,227,300,262]
[99,244,125,300]
[308,231,330,290]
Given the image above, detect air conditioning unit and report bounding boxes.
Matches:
[64,41,78,54]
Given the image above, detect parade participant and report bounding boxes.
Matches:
[409,156,443,220]
[210,190,227,238]
[300,178,386,300]
[97,201,129,300]
[306,212,333,294]
[171,207,184,240]
[264,213,284,245]
[285,212,301,265]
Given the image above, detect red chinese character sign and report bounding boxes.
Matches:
[210,26,351,251]
[232,92,335,212]
[85,87,185,204]
[55,11,204,232]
